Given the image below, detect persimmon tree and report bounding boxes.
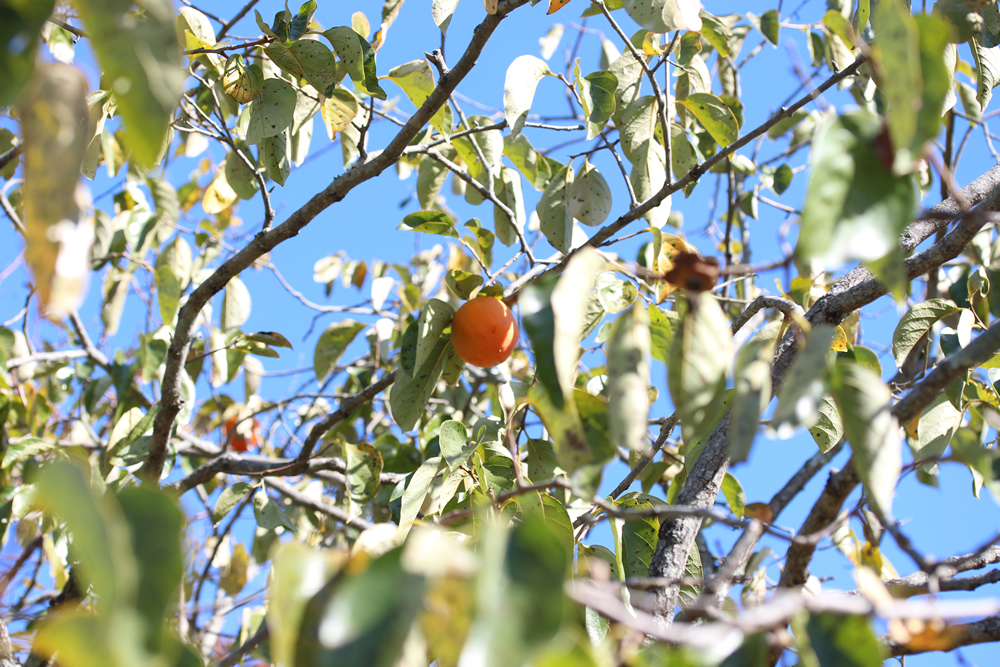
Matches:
[3,0,1000,665]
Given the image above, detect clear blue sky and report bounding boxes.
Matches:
[1,1,998,663]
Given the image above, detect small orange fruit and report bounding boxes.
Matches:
[224,415,261,452]
[450,296,519,368]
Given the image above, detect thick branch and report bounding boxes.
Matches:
[645,163,1000,623]
[143,0,531,484]
[887,615,1000,657]
[165,451,405,495]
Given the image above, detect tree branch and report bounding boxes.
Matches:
[644,162,1000,624]
[143,0,532,485]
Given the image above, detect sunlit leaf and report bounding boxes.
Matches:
[504,55,554,137]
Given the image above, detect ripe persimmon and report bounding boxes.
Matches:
[224,415,261,452]
[450,296,519,368]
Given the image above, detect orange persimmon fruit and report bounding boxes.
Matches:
[224,416,261,452]
[450,296,519,368]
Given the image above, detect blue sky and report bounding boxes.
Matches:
[2,0,1000,663]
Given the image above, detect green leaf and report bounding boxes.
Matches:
[623,0,705,33]
[505,513,569,644]
[615,494,660,578]
[440,420,476,472]
[972,34,1000,112]
[445,269,484,301]
[244,331,293,349]
[107,404,159,469]
[289,0,318,41]
[247,78,297,144]
[117,486,183,651]
[314,320,367,381]
[2,437,58,469]
[568,159,613,227]
[720,633,770,667]
[536,165,575,253]
[677,92,739,147]
[323,26,387,99]
[287,40,339,96]
[221,276,252,332]
[830,362,901,515]
[668,293,733,445]
[913,393,962,486]
[387,60,453,137]
[74,0,183,165]
[620,96,670,227]
[698,10,733,56]
[213,483,252,525]
[721,472,746,519]
[494,166,526,247]
[295,547,425,666]
[872,4,951,167]
[399,456,443,537]
[36,461,132,607]
[416,155,450,209]
[415,299,456,370]
[891,299,959,369]
[773,163,793,194]
[389,337,450,431]
[576,65,618,140]
[344,442,383,503]
[155,265,180,325]
[261,128,292,186]
[155,235,192,289]
[796,110,918,283]
[805,613,883,667]
[670,123,699,195]
[0,0,55,108]
[607,306,651,452]
[253,489,296,532]
[399,210,459,237]
[504,55,554,137]
[822,9,855,46]
[730,321,780,463]
[503,133,558,191]
[269,542,343,666]
[771,325,837,437]
[809,394,844,453]
[761,9,780,45]
[647,304,677,366]
[433,0,460,34]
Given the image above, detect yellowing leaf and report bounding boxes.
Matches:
[203,167,238,214]
[831,325,849,352]
[548,0,572,14]
[222,55,263,103]
[321,89,359,138]
[653,232,699,302]
[19,64,93,319]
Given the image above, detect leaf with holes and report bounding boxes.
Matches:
[247,78,296,144]
[892,299,958,369]
[677,92,738,147]
[261,129,291,186]
[568,159,612,226]
[323,27,387,100]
